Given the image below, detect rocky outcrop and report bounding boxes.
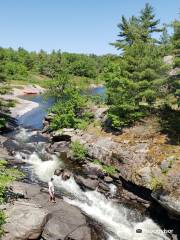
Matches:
[2,182,93,240]
[49,123,180,219]
[50,128,151,183]
[3,200,48,240]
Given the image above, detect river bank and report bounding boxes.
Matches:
[2,85,44,118]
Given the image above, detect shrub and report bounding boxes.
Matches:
[70,141,88,161]
[92,159,118,175]
[102,165,118,175]
[150,177,163,191]
[76,119,89,130]
[0,160,24,237]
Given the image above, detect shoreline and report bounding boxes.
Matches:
[11,98,39,119]
[89,83,104,89]
[2,85,44,119]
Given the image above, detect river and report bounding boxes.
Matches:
[4,90,172,240]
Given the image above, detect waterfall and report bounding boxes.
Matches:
[15,144,169,240]
[15,128,37,142]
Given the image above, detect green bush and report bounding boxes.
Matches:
[150,177,163,191]
[70,141,88,161]
[75,119,89,130]
[0,160,24,237]
[102,165,118,175]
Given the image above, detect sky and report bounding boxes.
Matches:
[0,0,179,55]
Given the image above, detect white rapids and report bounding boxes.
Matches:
[14,129,170,240]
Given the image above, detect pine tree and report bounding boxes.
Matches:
[112,15,141,49]
[106,4,167,128]
[168,20,180,107]
[112,3,162,50]
[140,3,162,42]
[172,20,180,68]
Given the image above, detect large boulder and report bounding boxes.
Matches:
[135,167,153,189]
[52,128,77,142]
[163,55,174,65]
[74,175,99,190]
[104,176,113,183]
[83,161,103,176]
[42,206,91,240]
[3,200,49,240]
[92,106,108,121]
[50,141,71,158]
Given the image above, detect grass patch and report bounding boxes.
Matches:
[102,165,118,175]
[93,159,102,165]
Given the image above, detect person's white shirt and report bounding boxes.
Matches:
[48,180,54,193]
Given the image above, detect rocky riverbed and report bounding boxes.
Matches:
[43,117,180,221]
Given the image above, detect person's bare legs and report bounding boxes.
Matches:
[49,191,54,202]
[52,194,56,203]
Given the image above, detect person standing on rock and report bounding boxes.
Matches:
[48,178,56,203]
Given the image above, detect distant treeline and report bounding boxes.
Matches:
[0,47,117,81]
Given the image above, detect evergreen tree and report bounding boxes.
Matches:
[113,3,162,50]
[112,15,141,49]
[140,3,162,42]
[167,20,180,107]
[172,20,180,68]
[106,4,167,128]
